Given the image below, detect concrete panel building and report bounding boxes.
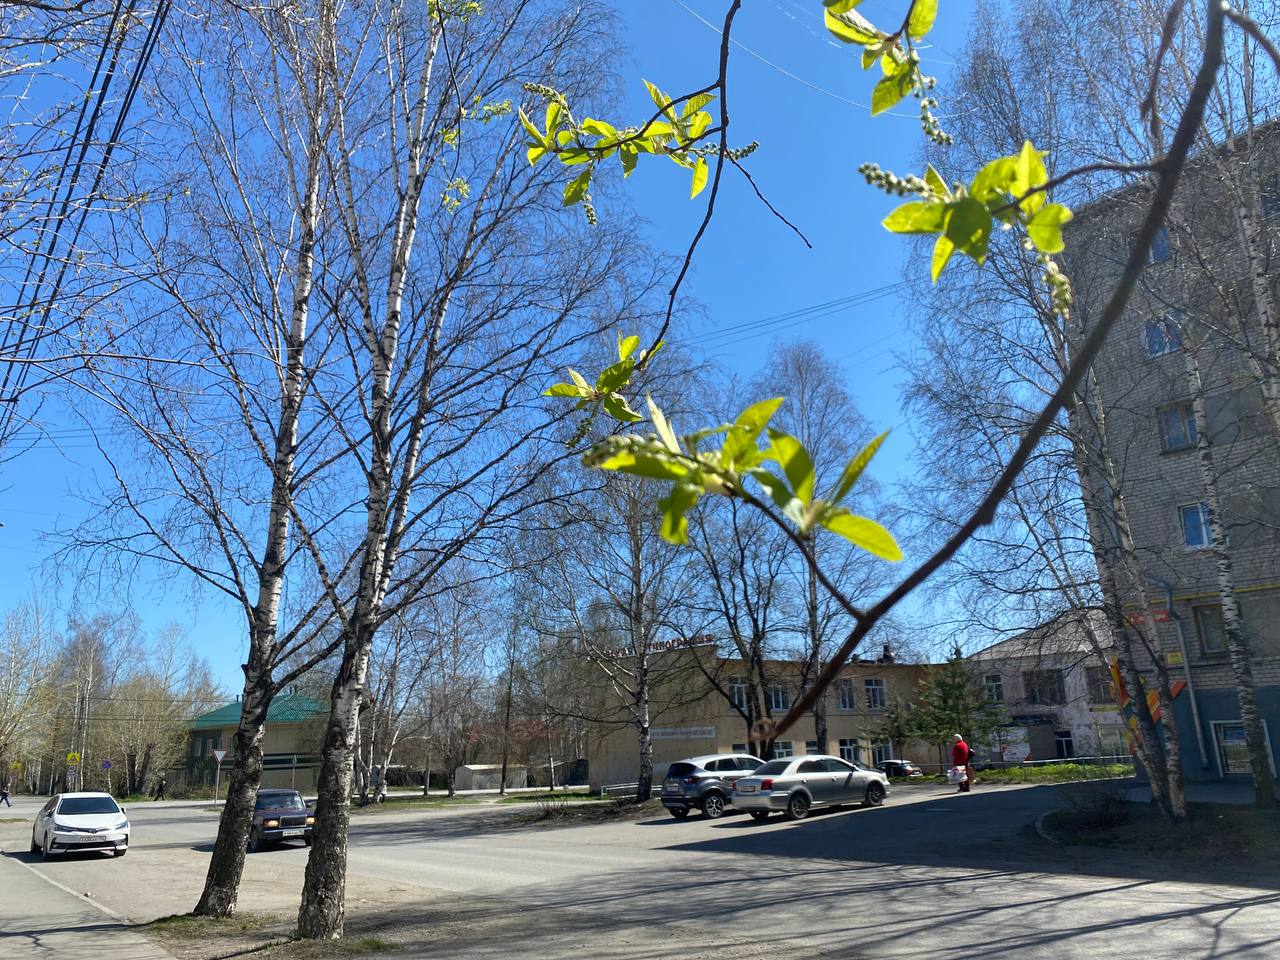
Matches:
[1065,128,1280,781]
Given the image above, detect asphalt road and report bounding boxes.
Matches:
[3,782,1279,959]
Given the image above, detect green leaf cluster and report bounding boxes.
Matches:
[543,334,664,424]
[579,388,901,562]
[824,0,938,119]
[880,140,1073,281]
[519,79,721,220]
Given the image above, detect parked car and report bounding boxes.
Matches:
[876,759,924,779]
[660,753,764,819]
[30,792,130,859]
[247,788,314,851]
[732,755,889,821]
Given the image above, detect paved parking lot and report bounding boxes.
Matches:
[3,782,1279,959]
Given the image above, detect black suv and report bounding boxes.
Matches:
[660,753,764,819]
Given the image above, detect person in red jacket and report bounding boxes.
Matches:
[952,734,973,793]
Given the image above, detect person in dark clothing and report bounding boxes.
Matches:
[1,783,10,807]
[153,777,168,801]
[952,734,974,793]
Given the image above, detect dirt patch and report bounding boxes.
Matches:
[1043,799,1280,865]
[349,796,480,816]
[507,796,662,827]
[142,885,783,960]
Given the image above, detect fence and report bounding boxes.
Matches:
[599,781,662,800]
[909,754,1136,783]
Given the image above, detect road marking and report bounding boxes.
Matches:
[8,853,129,922]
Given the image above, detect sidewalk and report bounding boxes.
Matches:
[0,851,174,959]
[1124,778,1266,805]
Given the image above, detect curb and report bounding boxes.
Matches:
[1033,811,1064,846]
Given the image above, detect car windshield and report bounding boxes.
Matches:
[753,760,792,776]
[58,796,120,816]
[256,792,305,810]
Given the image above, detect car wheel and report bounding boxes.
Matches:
[246,828,260,853]
[304,836,313,847]
[784,793,811,821]
[114,843,128,858]
[41,834,52,860]
[865,782,886,807]
[701,793,726,819]
[30,830,39,855]
[748,811,771,822]
[668,807,690,819]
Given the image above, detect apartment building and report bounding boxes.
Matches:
[586,653,931,790]
[967,612,1128,762]
[1065,129,1280,781]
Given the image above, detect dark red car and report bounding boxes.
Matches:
[247,788,314,852]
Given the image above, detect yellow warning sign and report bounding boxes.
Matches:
[65,752,81,766]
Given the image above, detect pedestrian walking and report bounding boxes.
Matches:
[1,782,10,807]
[952,734,974,794]
[153,776,168,801]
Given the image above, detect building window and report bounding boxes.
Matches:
[805,740,819,754]
[836,679,855,711]
[1262,173,1280,218]
[1085,666,1116,704]
[983,673,1004,703]
[1194,604,1227,654]
[1141,225,1173,264]
[766,684,790,712]
[1180,501,1212,548]
[1023,669,1065,706]
[728,677,748,711]
[864,678,886,710]
[1054,730,1075,759]
[772,740,794,759]
[838,738,859,762]
[1159,402,1198,451]
[731,743,747,754]
[872,741,893,765]
[1144,312,1183,358]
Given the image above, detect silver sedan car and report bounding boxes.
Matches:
[731,755,889,821]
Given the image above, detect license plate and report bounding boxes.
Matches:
[737,784,757,793]
[282,829,305,837]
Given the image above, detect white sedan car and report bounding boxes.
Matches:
[732,755,889,821]
[30,792,130,859]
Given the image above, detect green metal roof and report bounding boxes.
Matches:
[191,694,328,731]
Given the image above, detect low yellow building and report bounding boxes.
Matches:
[587,654,932,789]
[185,693,328,792]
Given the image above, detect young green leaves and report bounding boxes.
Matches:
[580,388,901,562]
[823,0,950,144]
[518,79,721,221]
[871,140,1074,314]
[543,333,663,424]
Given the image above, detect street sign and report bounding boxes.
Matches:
[66,752,81,766]
[212,749,228,764]
[101,759,112,771]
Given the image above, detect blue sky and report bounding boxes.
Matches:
[0,0,971,691]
